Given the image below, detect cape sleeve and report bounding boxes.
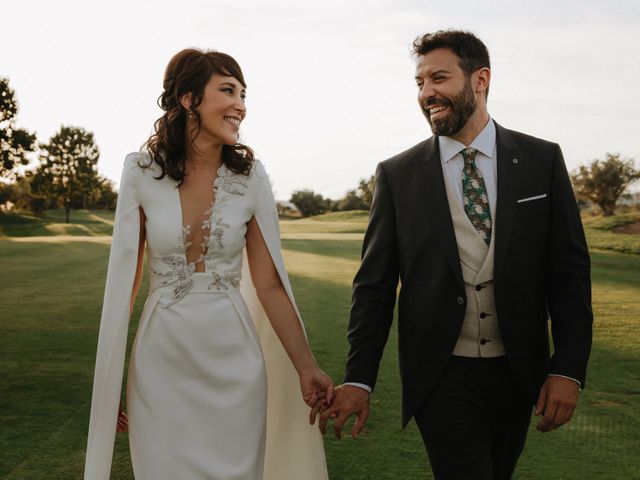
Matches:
[84,153,142,480]
[239,160,329,480]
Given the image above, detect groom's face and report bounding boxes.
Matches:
[415,48,477,137]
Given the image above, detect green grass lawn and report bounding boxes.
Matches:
[1,210,639,479]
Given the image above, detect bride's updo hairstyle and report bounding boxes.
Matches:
[143,48,254,183]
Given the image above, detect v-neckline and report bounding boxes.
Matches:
[175,163,226,272]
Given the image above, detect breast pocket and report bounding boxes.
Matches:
[516,194,549,217]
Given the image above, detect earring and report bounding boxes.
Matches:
[188,111,195,120]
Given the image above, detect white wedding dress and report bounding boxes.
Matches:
[84,152,328,480]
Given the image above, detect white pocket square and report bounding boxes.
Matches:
[517,194,547,203]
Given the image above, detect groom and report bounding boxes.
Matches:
[315,30,593,479]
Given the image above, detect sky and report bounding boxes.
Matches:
[3,0,640,200]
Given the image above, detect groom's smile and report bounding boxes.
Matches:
[427,104,450,120]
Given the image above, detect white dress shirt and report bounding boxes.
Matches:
[439,117,497,215]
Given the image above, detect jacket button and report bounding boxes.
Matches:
[475,285,482,291]
[480,312,487,319]
[457,296,464,305]
[480,338,488,345]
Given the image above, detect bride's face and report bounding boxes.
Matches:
[191,74,246,145]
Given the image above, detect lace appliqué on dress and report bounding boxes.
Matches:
[154,164,249,306]
[150,256,196,307]
[204,164,248,252]
[209,271,241,291]
[215,165,249,195]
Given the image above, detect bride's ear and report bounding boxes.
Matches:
[179,93,192,111]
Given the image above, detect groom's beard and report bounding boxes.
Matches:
[424,78,477,137]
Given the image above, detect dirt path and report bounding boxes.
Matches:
[613,221,640,234]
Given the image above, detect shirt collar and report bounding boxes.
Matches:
[439,117,496,164]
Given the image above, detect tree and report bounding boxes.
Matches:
[0,77,37,179]
[571,153,639,216]
[91,176,118,210]
[1,174,48,215]
[336,189,368,211]
[334,175,375,212]
[290,189,330,217]
[0,182,15,205]
[12,171,49,216]
[32,126,100,222]
[358,175,374,209]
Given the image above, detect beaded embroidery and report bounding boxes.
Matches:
[153,163,250,305]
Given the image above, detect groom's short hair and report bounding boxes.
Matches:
[412,29,491,79]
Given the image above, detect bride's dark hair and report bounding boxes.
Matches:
[142,48,254,183]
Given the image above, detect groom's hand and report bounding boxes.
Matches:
[534,376,580,432]
[316,385,370,439]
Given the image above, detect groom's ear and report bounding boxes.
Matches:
[473,67,491,99]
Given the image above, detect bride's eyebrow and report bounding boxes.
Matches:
[219,82,247,95]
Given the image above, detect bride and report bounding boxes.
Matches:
[84,48,333,479]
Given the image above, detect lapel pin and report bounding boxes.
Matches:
[512,158,519,165]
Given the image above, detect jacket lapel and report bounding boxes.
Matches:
[419,136,464,288]
[494,121,522,277]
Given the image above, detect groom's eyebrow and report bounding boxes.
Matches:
[415,68,450,80]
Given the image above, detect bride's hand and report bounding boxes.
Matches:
[116,402,128,433]
[299,367,335,408]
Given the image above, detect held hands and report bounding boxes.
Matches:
[534,376,580,432]
[299,366,335,408]
[309,384,370,439]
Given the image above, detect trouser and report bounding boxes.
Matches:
[414,356,533,480]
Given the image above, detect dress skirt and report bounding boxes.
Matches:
[127,273,267,480]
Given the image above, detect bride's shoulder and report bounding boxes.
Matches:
[123,151,161,176]
[124,151,150,167]
[249,159,269,182]
[245,159,272,196]
[118,152,163,196]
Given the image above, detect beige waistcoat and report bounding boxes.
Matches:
[443,176,506,357]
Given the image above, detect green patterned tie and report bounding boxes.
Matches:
[461,148,492,245]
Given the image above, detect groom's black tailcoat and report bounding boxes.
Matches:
[344,121,593,426]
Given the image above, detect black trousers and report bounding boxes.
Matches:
[414,356,533,480]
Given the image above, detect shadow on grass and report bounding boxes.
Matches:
[0,210,114,237]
